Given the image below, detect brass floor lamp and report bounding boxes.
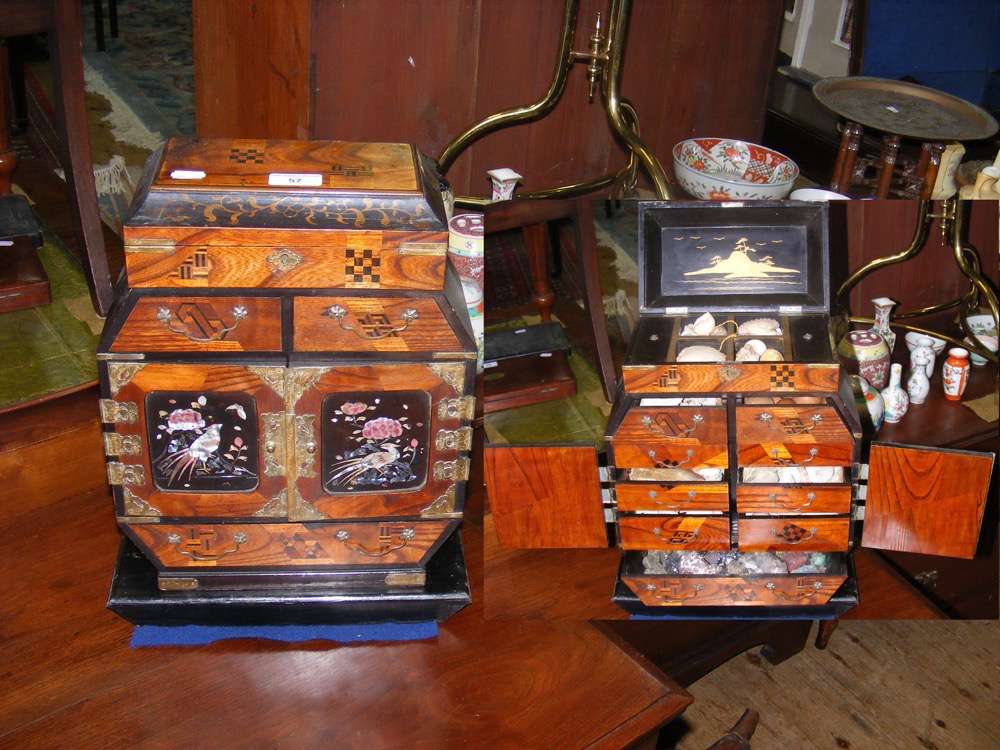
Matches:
[436,0,675,204]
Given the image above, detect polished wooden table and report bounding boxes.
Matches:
[0,389,691,748]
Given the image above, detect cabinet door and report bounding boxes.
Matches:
[102,362,288,519]
[287,362,472,521]
[861,442,995,559]
[484,445,608,548]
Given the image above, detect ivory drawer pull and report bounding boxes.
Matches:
[324,304,419,339]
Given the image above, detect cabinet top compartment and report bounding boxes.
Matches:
[125,138,448,233]
[638,201,830,315]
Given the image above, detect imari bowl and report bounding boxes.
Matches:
[672,138,799,200]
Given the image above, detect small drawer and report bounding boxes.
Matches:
[124,519,456,570]
[293,296,462,353]
[622,573,847,607]
[110,297,282,353]
[737,517,850,552]
[618,516,730,551]
[616,483,729,513]
[736,485,851,515]
[611,406,728,471]
[735,406,852,467]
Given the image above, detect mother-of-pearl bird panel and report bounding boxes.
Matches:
[146,391,259,492]
[321,391,430,494]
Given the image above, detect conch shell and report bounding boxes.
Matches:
[677,345,727,362]
[737,318,781,336]
[680,312,716,336]
[735,339,767,362]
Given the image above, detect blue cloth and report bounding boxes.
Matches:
[131,621,438,647]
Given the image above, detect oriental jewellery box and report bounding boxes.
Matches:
[99,138,476,624]
[485,201,995,618]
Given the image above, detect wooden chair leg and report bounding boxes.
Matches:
[876,134,900,198]
[572,197,617,403]
[48,0,114,316]
[815,618,839,649]
[522,222,554,322]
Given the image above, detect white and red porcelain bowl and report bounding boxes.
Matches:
[672,138,799,200]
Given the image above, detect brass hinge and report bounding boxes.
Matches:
[125,237,177,254]
[420,484,461,518]
[435,427,472,452]
[433,457,470,482]
[99,399,138,424]
[158,577,199,591]
[107,462,146,486]
[384,571,426,586]
[437,396,475,421]
[104,432,141,456]
[261,413,287,477]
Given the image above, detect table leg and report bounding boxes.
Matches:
[832,121,862,194]
[815,618,839,649]
[523,222,554,322]
[875,134,900,198]
[0,41,14,195]
[920,143,944,199]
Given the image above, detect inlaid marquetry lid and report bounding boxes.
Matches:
[125,138,448,232]
[637,201,830,315]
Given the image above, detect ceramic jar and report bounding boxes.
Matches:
[840,329,891,389]
[906,356,931,405]
[487,168,522,201]
[909,344,936,379]
[881,363,909,423]
[942,348,971,401]
[448,213,485,368]
[850,374,884,431]
[870,297,897,353]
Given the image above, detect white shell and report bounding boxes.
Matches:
[760,348,784,361]
[677,345,727,362]
[735,339,767,362]
[681,312,716,336]
[737,318,782,336]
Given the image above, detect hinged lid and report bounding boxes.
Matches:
[638,201,829,315]
[861,442,995,559]
[484,444,608,548]
[125,138,448,234]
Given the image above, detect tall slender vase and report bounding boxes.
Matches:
[880,363,909,424]
[871,297,897,353]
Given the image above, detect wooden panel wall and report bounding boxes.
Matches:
[193,0,311,139]
[195,0,784,197]
[844,200,999,315]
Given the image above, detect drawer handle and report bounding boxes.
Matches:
[759,412,822,434]
[651,582,704,603]
[324,304,419,339]
[770,524,817,544]
[766,490,817,511]
[651,525,700,543]
[334,526,416,557]
[769,447,819,466]
[765,580,825,600]
[157,305,248,342]
[167,530,247,561]
[648,448,695,469]
[641,413,704,438]
[267,248,304,272]
[648,488,699,509]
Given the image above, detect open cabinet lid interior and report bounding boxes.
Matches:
[862,442,995,559]
[484,445,607,549]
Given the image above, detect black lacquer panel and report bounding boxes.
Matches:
[321,390,430,495]
[146,391,259,493]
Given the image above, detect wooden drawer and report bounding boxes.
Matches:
[736,485,851,515]
[110,296,282,353]
[735,406,852,467]
[737,518,850,552]
[293,296,462,354]
[615,483,730,513]
[622,573,847,607]
[621,362,841,394]
[124,228,447,290]
[124,520,456,570]
[618,516,730,551]
[610,407,728,470]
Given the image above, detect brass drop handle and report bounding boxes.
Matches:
[767,490,816,510]
[648,448,695,469]
[641,413,704,438]
[648,488,698,508]
[769,447,819,467]
[770,526,817,544]
[324,304,419,339]
[651,525,699,541]
[765,580,824,600]
[651,582,704,603]
[334,527,416,557]
[157,305,247,342]
[759,411,822,433]
[167,531,247,561]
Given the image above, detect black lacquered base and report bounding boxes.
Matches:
[108,531,471,626]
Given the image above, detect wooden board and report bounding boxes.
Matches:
[736,484,852,514]
[862,443,994,559]
[484,445,608,549]
[622,362,841,394]
[737,518,850,552]
[110,297,282,353]
[622,573,846,607]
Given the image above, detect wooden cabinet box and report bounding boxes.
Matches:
[486,201,995,617]
[100,139,475,607]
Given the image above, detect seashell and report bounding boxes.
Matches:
[760,348,784,361]
[677,345,727,362]
[710,324,730,336]
[681,312,716,336]
[735,339,767,362]
[737,317,782,336]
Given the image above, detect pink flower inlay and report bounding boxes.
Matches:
[362,417,403,440]
[165,408,206,434]
[340,401,367,415]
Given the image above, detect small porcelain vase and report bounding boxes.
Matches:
[487,168,522,201]
[840,329,891,389]
[906,360,930,405]
[942,348,971,401]
[850,374,884,431]
[880,363,909,423]
[909,344,935,379]
[870,297,897,353]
